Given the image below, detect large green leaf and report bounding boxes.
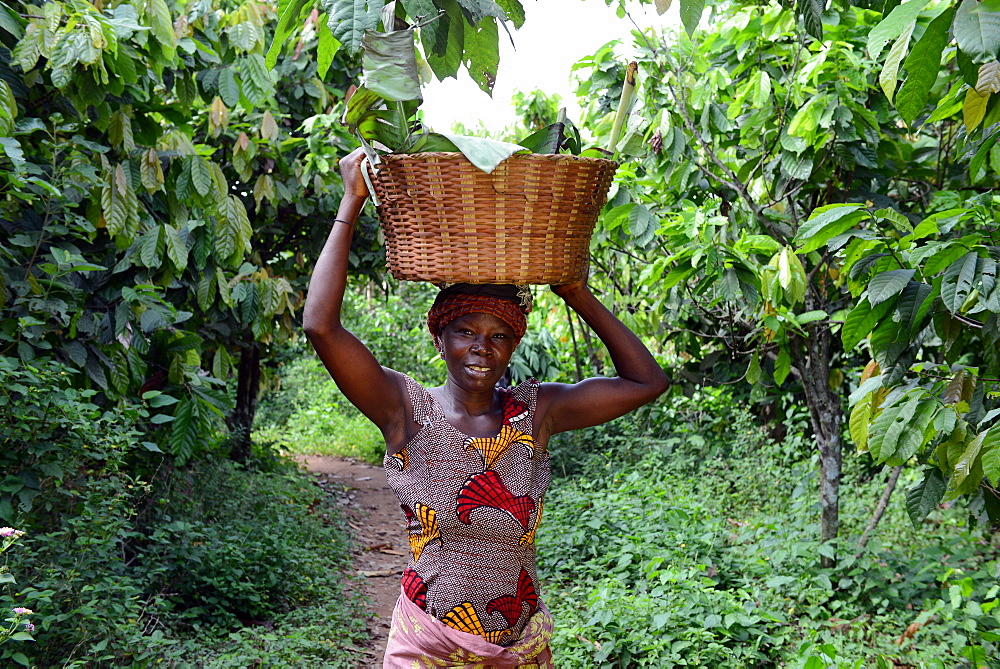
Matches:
[341,85,383,131]
[679,0,705,37]
[893,280,936,339]
[776,247,807,305]
[940,252,981,313]
[146,0,177,60]
[326,0,385,54]
[425,0,464,79]
[953,429,986,486]
[850,392,874,452]
[218,68,240,107]
[868,0,931,61]
[869,392,920,462]
[896,7,955,125]
[954,0,1000,63]
[796,0,824,40]
[843,297,894,350]
[462,15,499,95]
[316,14,341,79]
[794,204,866,254]
[454,0,509,24]
[494,0,524,27]
[905,468,946,527]
[240,54,275,107]
[983,431,1000,484]
[436,133,526,173]
[164,225,187,272]
[886,396,938,465]
[774,345,791,385]
[879,22,915,102]
[266,0,312,68]
[868,268,915,306]
[190,156,213,197]
[362,29,422,101]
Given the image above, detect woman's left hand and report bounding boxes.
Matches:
[551,268,589,299]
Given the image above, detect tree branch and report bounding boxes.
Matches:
[856,465,903,555]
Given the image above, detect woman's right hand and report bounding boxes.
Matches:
[339,147,372,200]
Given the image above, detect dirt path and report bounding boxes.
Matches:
[296,455,406,668]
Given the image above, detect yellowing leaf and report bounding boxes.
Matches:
[851,393,874,453]
[209,96,229,137]
[253,173,275,212]
[260,109,279,142]
[141,148,164,193]
[963,87,990,131]
[654,0,672,14]
[880,23,915,103]
[976,60,1000,95]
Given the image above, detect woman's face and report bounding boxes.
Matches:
[438,312,517,392]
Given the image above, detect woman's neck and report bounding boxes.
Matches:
[438,380,497,418]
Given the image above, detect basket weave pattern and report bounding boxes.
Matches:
[369,152,618,285]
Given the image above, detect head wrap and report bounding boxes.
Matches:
[427,284,532,345]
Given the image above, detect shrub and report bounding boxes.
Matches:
[538,387,997,667]
[0,355,168,666]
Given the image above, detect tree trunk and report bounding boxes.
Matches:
[227,335,261,463]
[796,319,843,567]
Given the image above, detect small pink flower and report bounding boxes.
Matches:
[0,528,23,538]
[12,607,32,615]
[24,622,34,632]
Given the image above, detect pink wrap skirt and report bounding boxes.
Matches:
[383,587,554,668]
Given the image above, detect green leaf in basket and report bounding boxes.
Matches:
[407,131,459,152]
[436,133,527,173]
[519,123,564,154]
[342,85,384,133]
[361,29,423,102]
[578,147,614,160]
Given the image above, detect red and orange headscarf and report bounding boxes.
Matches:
[427,284,532,346]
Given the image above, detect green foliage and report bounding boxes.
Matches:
[138,460,362,624]
[818,194,1000,524]
[0,0,370,462]
[577,0,998,548]
[255,355,387,463]
[538,389,1000,666]
[626,0,1000,139]
[0,529,34,653]
[0,355,166,666]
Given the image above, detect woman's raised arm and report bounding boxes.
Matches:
[302,149,408,437]
[536,277,669,437]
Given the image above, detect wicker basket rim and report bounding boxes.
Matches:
[377,151,618,167]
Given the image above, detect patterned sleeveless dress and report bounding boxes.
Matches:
[384,374,551,646]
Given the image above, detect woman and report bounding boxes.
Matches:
[303,149,668,668]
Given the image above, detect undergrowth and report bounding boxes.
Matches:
[1,358,366,667]
[538,387,1000,668]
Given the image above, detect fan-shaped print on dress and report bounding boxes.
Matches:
[401,568,427,610]
[485,568,539,630]
[500,391,529,425]
[404,502,441,563]
[441,601,511,645]
[388,448,408,471]
[518,499,543,546]
[456,470,535,531]
[465,424,535,470]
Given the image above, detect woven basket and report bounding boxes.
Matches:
[367,152,618,285]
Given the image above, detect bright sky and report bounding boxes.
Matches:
[421,0,680,134]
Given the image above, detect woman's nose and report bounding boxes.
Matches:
[471,336,491,356]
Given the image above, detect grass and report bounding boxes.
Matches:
[255,356,385,464]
